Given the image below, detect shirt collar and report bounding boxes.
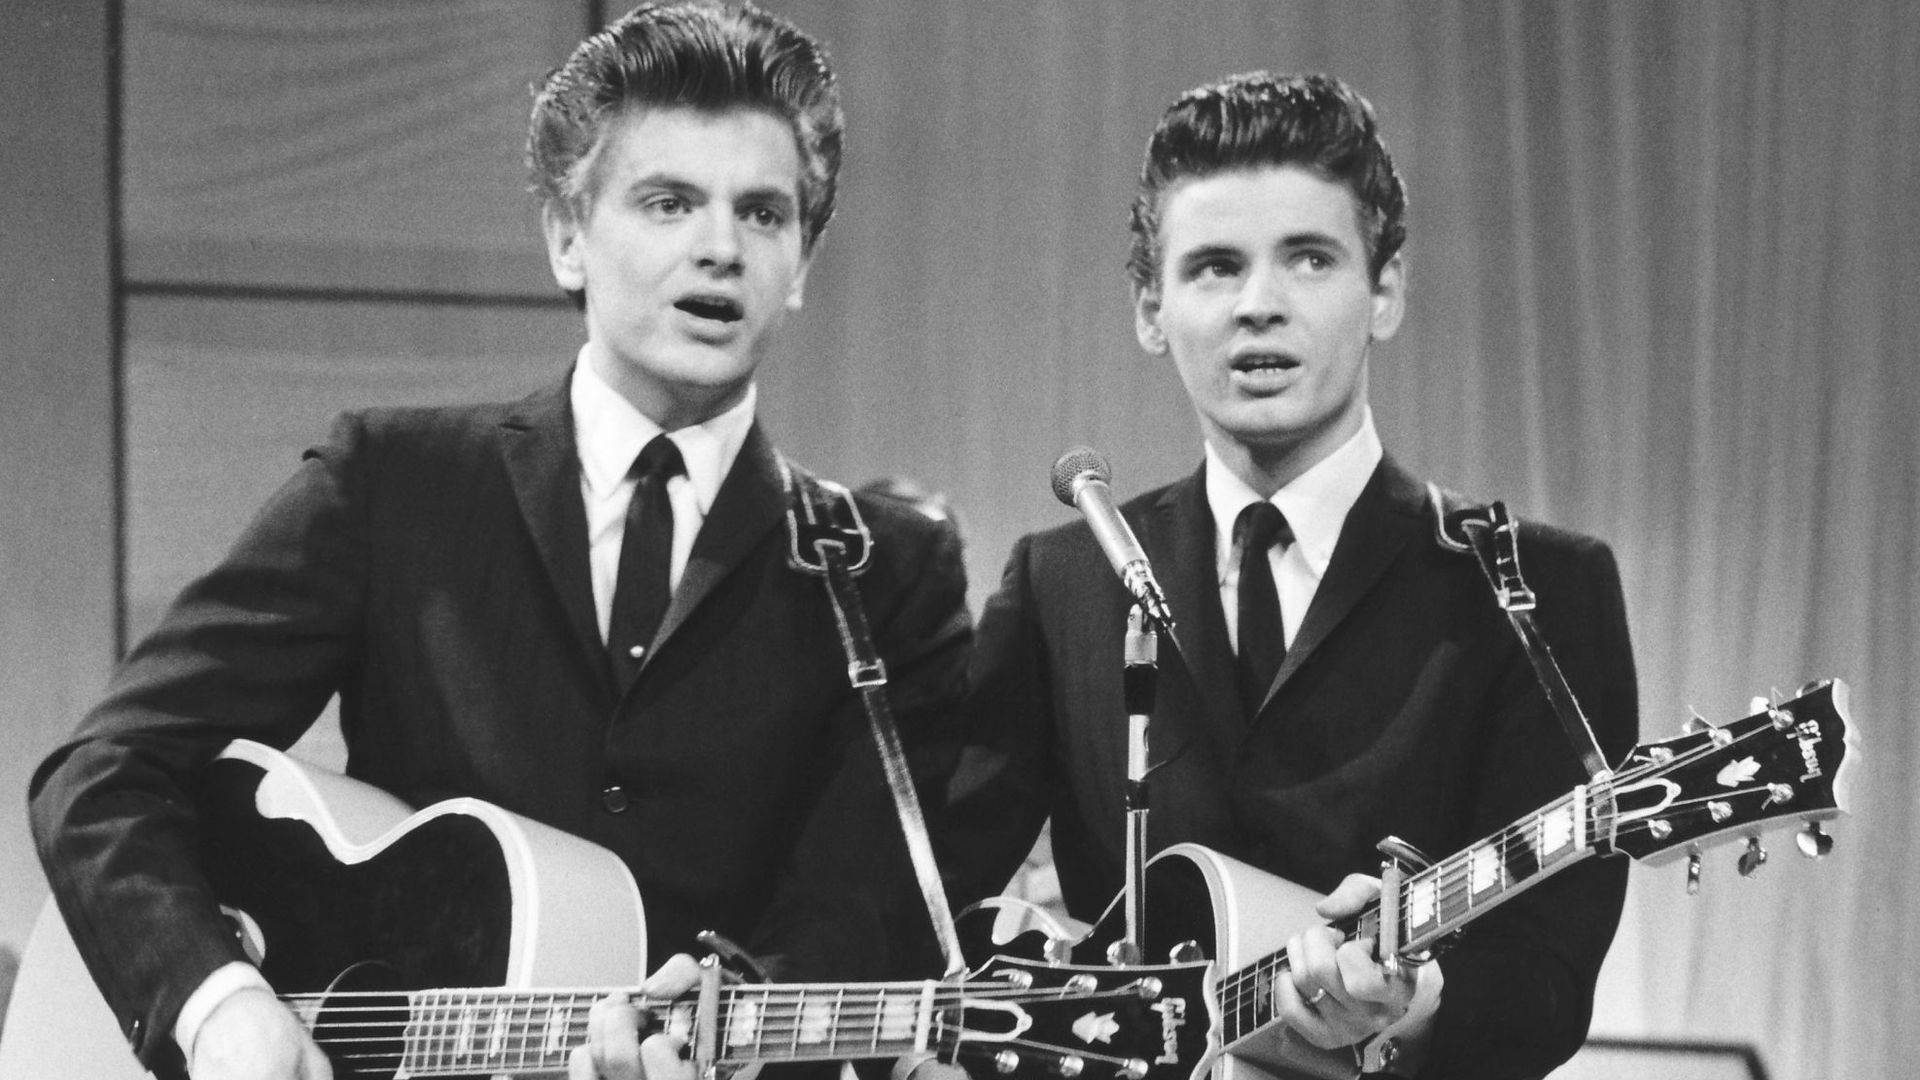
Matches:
[1206,408,1384,581]
[569,350,756,517]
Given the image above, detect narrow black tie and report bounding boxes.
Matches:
[608,434,685,693]
[1235,501,1293,717]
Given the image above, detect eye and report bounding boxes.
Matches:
[1186,255,1242,281]
[743,204,789,229]
[643,194,691,217]
[1292,250,1336,273]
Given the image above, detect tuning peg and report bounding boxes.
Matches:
[1768,706,1796,731]
[996,967,1033,990]
[1063,974,1098,995]
[1117,1060,1149,1080]
[993,1051,1021,1075]
[1054,1055,1085,1078]
[1683,712,1733,746]
[1797,822,1835,858]
[1737,836,1768,876]
[1168,940,1206,964]
[1686,850,1702,895]
[1105,940,1144,966]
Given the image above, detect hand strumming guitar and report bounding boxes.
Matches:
[190,986,332,1080]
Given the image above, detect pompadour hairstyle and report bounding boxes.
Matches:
[527,1,844,252]
[1127,71,1407,289]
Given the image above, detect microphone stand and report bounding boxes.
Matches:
[1110,605,1158,966]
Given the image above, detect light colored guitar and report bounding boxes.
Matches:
[1,679,1853,1080]
[981,678,1856,1080]
[0,739,1209,1080]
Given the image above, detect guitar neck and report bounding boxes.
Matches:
[292,979,947,1077]
[1219,784,1604,1044]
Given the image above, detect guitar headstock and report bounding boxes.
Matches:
[1606,678,1855,872]
[947,957,1214,1080]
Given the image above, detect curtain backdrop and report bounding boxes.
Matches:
[90,3,1919,1078]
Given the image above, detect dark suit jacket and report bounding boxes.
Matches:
[942,457,1638,1080]
[29,372,971,1076]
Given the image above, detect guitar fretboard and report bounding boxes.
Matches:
[1218,785,1600,1044]
[341,981,938,1077]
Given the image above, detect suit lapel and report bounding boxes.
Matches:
[638,422,786,675]
[1144,466,1243,743]
[1252,457,1430,720]
[500,376,607,674]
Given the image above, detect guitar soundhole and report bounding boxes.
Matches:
[313,961,406,1080]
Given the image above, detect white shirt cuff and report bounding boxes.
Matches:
[173,961,274,1060]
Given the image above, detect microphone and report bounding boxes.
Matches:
[1051,447,1176,633]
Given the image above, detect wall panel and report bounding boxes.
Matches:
[122,0,590,296]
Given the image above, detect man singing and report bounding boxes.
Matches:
[942,72,1638,1079]
[30,5,969,1079]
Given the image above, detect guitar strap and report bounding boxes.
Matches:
[1427,483,1614,782]
[778,456,968,978]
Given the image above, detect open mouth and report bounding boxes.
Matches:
[675,295,744,323]
[1232,352,1299,373]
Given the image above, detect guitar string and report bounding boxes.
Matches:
[320,1031,1146,1077]
[280,986,1153,1051]
[308,1006,1150,1072]
[1217,719,1810,1020]
[286,716,1824,1054]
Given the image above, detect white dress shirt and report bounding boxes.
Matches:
[570,353,755,643]
[1207,409,1384,655]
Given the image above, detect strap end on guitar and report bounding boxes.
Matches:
[780,457,874,577]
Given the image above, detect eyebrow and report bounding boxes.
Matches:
[1176,243,1244,268]
[1278,229,1353,253]
[621,174,798,211]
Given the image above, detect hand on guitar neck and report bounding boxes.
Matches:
[569,953,704,1080]
[1278,874,1440,1074]
[187,952,711,1080]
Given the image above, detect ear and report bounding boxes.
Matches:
[785,253,813,312]
[1134,285,1169,355]
[1369,253,1406,342]
[542,203,587,294]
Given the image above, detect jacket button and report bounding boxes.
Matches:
[600,784,630,813]
[127,1016,145,1049]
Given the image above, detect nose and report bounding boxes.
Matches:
[694,207,744,275]
[1233,263,1290,329]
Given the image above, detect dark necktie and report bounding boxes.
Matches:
[608,434,685,692]
[1235,500,1293,717]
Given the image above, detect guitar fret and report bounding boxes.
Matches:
[544,994,571,1058]
[881,987,918,1048]
[487,996,507,1060]
[829,987,845,1056]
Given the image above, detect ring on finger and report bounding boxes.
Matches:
[1304,987,1328,1006]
